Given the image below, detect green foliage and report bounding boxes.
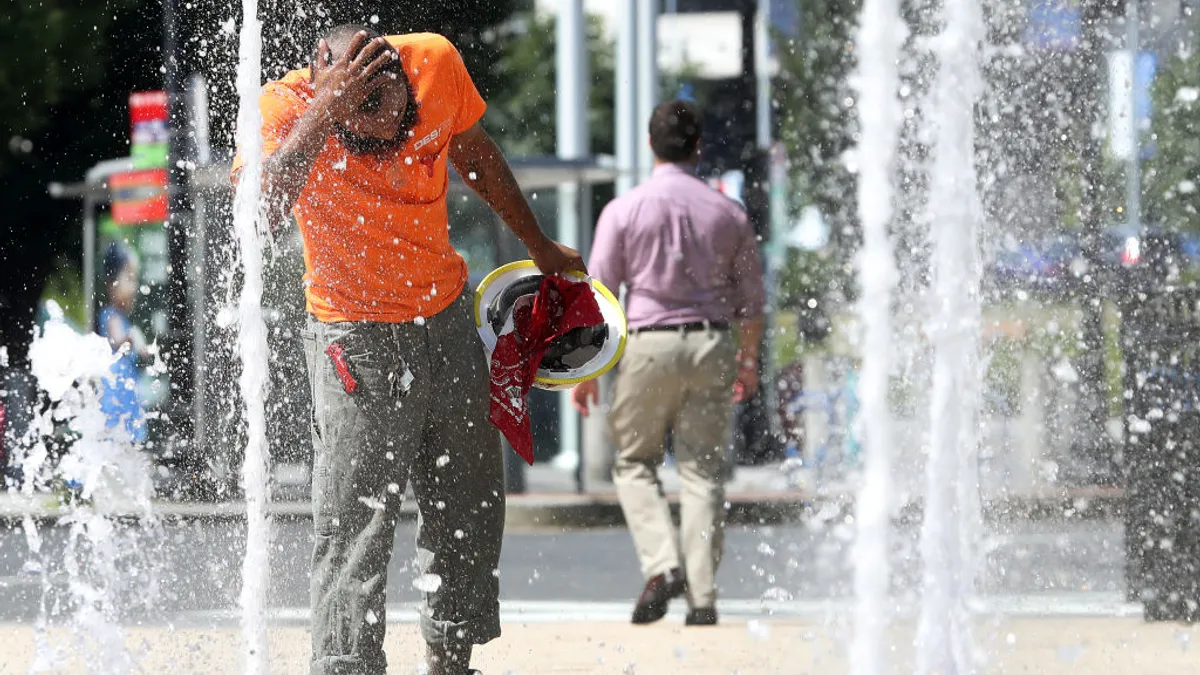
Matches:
[770,0,862,341]
[485,11,620,156]
[1144,41,1200,232]
[0,1,139,174]
[484,12,616,156]
[39,254,86,329]
[483,9,699,158]
[774,0,860,243]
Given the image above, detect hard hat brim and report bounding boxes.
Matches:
[474,260,627,391]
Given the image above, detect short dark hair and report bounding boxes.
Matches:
[649,100,702,163]
[316,24,397,75]
[103,241,132,284]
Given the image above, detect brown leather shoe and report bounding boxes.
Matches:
[631,568,686,624]
[685,607,718,626]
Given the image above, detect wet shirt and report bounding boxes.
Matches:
[588,163,766,329]
[233,33,487,323]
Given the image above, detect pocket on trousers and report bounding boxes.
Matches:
[301,327,326,445]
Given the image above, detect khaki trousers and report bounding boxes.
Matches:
[609,327,736,609]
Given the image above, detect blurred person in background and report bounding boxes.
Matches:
[96,241,149,446]
[571,99,766,627]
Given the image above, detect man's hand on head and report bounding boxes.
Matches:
[310,32,397,124]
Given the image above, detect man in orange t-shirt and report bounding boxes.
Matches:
[236,24,585,675]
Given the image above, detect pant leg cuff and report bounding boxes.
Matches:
[310,654,387,675]
[420,607,502,646]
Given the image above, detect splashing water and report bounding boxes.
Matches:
[231,0,271,671]
[22,306,162,673]
[915,0,986,672]
[849,0,906,673]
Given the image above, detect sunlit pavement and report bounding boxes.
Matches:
[0,518,1131,616]
[0,508,1188,672]
[0,617,1196,674]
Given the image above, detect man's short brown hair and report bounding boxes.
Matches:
[649,99,702,163]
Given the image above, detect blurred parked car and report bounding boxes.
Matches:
[988,235,1080,298]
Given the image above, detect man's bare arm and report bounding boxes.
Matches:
[261,108,335,223]
[449,122,585,275]
[736,316,764,367]
[448,123,549,248]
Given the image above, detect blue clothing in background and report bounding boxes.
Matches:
[96,306,146,444]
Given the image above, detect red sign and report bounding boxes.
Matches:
[129,90,169,169]
[110,169,168,225]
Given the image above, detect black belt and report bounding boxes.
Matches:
[631,320,730,334]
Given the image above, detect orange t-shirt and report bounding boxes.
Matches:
[234,33,487,323]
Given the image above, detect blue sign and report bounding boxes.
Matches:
[1026,0,1082,52]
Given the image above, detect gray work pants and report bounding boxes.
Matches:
[301,293,505,675]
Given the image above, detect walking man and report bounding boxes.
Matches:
[234,25,584,675]
[571,100,766,626]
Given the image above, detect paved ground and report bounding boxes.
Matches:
[0,461,1156,672]
[0,499,1187,673]
[0,462,1125,531]
[1,617,1197,674]
[0,518,1129,622]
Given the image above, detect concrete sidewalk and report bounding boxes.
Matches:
[0,615,1194,674]
[0,462,1124,530]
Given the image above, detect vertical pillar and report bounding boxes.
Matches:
[635,0,659,183]
[755,0,784,449]
[616,0,639,195]
[83,195,97,332]
[583,0,639,490]
[1125,0,1141,234]
[188,73,212,459]
[556,0,590,482]
[162,0,195,443]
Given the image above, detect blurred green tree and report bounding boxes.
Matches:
[1144,41,1200,232]
[0,0,148,358]
[484,11,615,156]
[771,0,861,335]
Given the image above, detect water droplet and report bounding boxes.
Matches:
[1057,644,1085,663]
[358,496,385,511]
[747,620,772,642]
[412,574,442,593]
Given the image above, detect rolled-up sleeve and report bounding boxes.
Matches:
[730,209,766,318]
[588,202,626,294]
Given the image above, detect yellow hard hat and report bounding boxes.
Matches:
[474,260,627,391]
